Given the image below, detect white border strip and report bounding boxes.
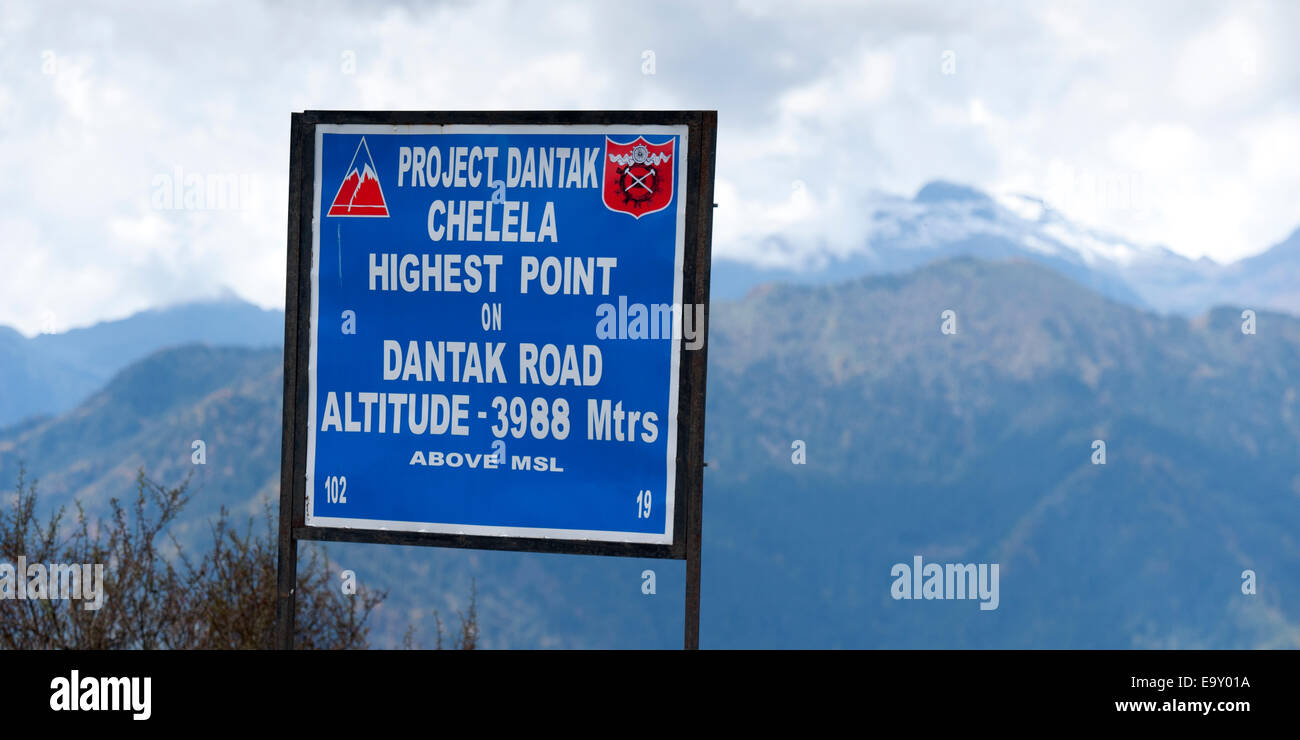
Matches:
[306,122,689,545]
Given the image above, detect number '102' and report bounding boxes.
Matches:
[324,475,348,504]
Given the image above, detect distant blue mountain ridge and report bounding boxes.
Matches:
[0,297,283,428]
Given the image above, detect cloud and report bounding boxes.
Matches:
[0,0,1298,333]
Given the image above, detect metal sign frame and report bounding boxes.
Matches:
[275,110,716,649]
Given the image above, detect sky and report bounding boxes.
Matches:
[1,0,1298,335]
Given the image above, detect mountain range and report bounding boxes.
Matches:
[2,255,1298,648]
[713,180,1300,319]
[0,296,283,428]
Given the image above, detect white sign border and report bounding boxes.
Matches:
[305,122,688,545]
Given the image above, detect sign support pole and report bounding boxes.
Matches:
[683,111,715,650]
[274,534,297,649]
[684,507,701,649]
[275,111,309,651]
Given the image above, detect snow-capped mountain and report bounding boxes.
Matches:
[328,159,388,216]
[712,180,1297,317]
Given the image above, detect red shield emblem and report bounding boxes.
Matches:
[602,136,676,218]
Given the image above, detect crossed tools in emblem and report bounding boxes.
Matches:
[622,166,656,195]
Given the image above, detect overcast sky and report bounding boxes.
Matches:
[2,0,1298,335]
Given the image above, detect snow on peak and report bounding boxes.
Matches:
[862,181,1178,271]
[994,192,1046,223]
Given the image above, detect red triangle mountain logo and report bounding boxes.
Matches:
[327,137,389,217]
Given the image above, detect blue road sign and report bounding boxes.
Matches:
[305,123,692,544]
